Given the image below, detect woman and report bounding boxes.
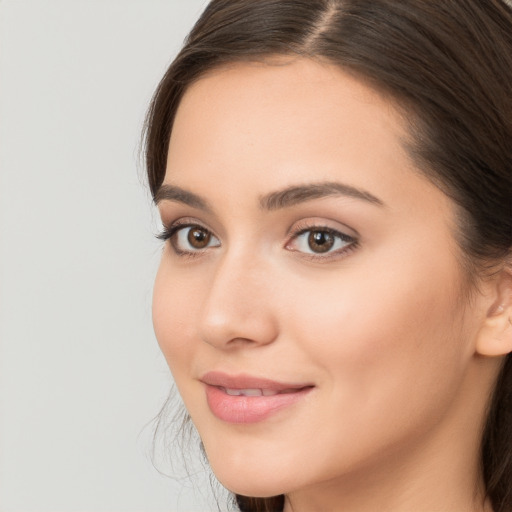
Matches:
[144,1,512,511]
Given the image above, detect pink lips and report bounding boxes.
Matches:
[201,371,313,424]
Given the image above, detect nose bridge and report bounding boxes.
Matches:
[198,246,278,348]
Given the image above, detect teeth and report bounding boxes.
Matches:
[224,388,244,396]
[221,387,303,396]
[242,388,263,396]
[224,388,263,396]
[223,388,277,397]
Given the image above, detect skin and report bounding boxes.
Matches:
[152,58,504,511]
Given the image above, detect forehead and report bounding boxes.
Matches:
[172,58,407,144]
[165,58,413,193]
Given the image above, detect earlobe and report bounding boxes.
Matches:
[475,315,512,357]
[475,267,512,357]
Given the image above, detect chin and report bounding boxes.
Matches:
[218,476,286,499]
[205,448,292,498]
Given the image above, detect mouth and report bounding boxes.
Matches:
[200,371,314,424]
[219,387,307,396]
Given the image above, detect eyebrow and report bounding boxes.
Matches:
[154,184,213,212]
[154,181,384,211]
[260,182,385,210]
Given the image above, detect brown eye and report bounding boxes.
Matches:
[287,226,355,258]
[170,224,220,254]
[188,227,211,249]
[308,230,335,253]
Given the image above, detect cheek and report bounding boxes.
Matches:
[152,259,199,375]
[267,258,471,477]
[285,251,469,414]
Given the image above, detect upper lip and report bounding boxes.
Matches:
[200,371,313,391]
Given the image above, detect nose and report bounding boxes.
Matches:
[198,251,279,349]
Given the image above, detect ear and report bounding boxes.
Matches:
[475,265,512,357]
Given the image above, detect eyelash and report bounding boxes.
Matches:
[286,224,358,261]
[156,221,219,258]
[156,221,358,261]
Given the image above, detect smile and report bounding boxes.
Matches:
[201,372,314,424]
[221,387,302,396]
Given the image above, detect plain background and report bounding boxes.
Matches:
[0,1,230,510]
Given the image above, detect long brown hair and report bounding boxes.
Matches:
[143,1,512,511]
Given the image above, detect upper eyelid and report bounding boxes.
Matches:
[170,221,218,239]
[157,202,221,231]
[287,219,358,240]
[163,217,217,234]
[158,203,359,235]
[293,226,352,238]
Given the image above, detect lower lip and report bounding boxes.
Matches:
[204,385,312,424]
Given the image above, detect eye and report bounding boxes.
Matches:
[287,227,356,257]
[158,223,220,255]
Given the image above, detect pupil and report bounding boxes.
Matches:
[308,230,334,253]
[188,227,210,248]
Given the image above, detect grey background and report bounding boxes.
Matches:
[0,1,226,511]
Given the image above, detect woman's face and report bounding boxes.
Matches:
[153,59,488,499]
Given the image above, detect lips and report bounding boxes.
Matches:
[222,387,300,396]
[201,371,314,424]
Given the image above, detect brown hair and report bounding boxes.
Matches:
[143,1,512,511]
